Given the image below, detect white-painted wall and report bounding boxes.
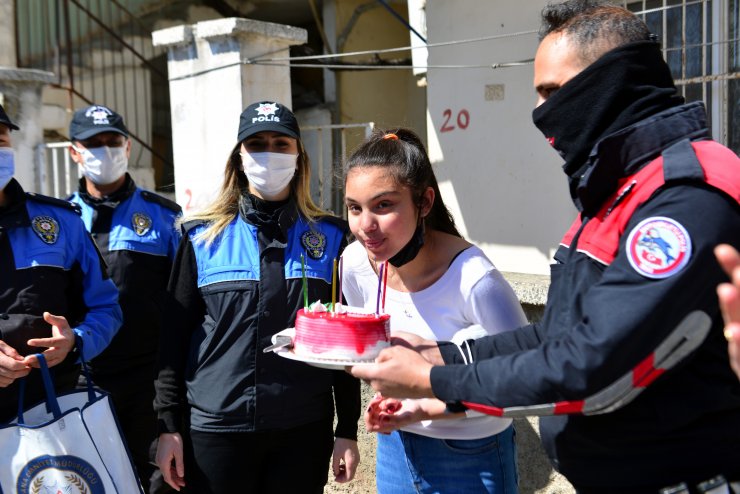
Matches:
[153,18,306,214]
[425,0,576,275]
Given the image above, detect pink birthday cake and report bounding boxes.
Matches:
[293,306,391,361]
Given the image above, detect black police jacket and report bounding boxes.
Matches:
[430,103,740,492]
[69,175,181,375]
[155,195,360,438]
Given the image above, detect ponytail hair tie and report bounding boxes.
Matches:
[382,133,399,141]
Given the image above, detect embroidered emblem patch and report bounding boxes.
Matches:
[301,230,326,259]
[31,215,60,244]
[626,216,691,279]
[252,102,281,124]
[132,212,152,236]
[85,105,113,125]
[255,102,279,116]
[16,454,106,494]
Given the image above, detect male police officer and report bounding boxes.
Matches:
[351,1,740,492]
[68,105,181,493]
[0,104,122,422]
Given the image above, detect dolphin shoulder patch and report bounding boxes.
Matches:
[626,216,691,279]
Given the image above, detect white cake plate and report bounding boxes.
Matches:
[269,328,377,370]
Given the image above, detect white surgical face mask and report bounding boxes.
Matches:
[75,145,128,185]
[0,147,15,190]
[241,151,297,199]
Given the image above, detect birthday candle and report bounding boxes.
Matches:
[331,258,337,313]
[382,261,389,312]
[301,253,308,309]
[338,256,343,308]
[376,262,384,315]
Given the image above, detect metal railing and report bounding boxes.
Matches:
[37,142,79,199]
[15,0,172,189]
[302,122,375,215]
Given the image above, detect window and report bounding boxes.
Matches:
[625,0,739,153]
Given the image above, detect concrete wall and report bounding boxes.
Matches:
[425,1,577,275]
[333,0,427,152]
[153,18,306,213]
[0,69,55,192]
[0,0,16,67]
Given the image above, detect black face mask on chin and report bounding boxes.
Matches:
[388,222,425,268]
[531,40,682,204]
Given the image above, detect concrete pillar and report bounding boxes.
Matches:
[0,68,55,192]
[152,18,307,213]
[0,1,16,67]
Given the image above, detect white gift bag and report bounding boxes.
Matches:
[0,353,144,493]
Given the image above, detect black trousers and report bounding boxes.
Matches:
[187,418,334,494]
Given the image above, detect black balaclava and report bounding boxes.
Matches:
[532,40,683,206]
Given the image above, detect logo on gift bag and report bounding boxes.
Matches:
[16,455,105,494]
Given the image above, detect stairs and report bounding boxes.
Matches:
[16,0,174,192]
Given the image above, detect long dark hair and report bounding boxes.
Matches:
[343,127,461,237]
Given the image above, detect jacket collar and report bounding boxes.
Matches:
[0,179,30,230]
[575,102,710,214]
[239,192,299,241]
[76,173,136,209]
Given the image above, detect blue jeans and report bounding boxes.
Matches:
[376,425,518,494]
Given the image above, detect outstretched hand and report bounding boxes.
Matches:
[365,394,422,434]
[349,345,435,399]
[365,393,463,434]
[390,332,446,365]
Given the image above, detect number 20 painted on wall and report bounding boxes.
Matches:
[440,108,470,133]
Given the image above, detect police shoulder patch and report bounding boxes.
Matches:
[132,212,153,236]
[31,215,60,244]
[301,229,327,259]
[626,216,691,279]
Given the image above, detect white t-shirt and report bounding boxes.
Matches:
[341,240,527,439]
